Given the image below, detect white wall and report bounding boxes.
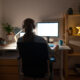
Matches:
[0,0,2,37]
[2,0,80,40]
[2,0,80,26]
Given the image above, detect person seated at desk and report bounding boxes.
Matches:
[17,18,55,56]
[17,18,58,79]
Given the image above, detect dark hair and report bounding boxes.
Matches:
[22,18,35,42]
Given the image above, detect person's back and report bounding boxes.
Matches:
[17,18,54,56]
[17,42,49,77]
[17,18,50,52]
[17,18,50,77]
[18,35,47,43]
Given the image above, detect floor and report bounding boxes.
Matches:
[19,70,60,80]
[19,70,80,80]
[67,75,80,80]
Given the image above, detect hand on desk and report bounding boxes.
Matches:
[53,45,59,53]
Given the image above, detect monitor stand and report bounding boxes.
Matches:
[47,37,50,43]
[47,37,54,43]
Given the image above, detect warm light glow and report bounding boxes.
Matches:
[76,27,80,34]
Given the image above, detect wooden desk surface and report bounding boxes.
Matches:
[0,42,71,50]
[59,45,71,50]
[53,42,71,50]
[0,42,17,50]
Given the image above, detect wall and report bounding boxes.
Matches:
[2,0,80,25]
[0,0,2,37]
[2,0,80,39]
[2,0,80,40]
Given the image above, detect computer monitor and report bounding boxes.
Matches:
[36,22,59,37]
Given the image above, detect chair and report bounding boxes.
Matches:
[17,42,50,80]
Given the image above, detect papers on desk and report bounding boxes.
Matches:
[59,45,71,50]
[3,46,16,50]
[6,42,17,47]
[48,42,71,50]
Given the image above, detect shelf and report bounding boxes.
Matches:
[64,14,80,80]
[68,69,77,75]
[67,76,80,80]
[68,14,80,17]
[68,69,80,76]
[67,53,80,56]
[72,34,80,36]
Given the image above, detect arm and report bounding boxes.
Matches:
[53,44,59,53]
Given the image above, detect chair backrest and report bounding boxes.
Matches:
[17,42,49,78]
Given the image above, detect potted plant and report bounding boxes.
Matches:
[2,23,14,34]
[2,23,15,42]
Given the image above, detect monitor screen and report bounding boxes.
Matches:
[20,32,25,37]
[36,22,59,37]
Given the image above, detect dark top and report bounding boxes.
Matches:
[17,35,53,54]
[17,35,50,77]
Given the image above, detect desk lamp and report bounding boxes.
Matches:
[13,27,23,41]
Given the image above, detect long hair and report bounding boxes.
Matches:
[22,18,35,42]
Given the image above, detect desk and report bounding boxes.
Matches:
[0,42,19,80]
[46,42,71,80]
[0,55,19,80]
[0,56,19,80]
[0,42,70,51]
[0,42,71,80]
[52,42,71,80]
[59,45,71,80]
[0,42,17,50]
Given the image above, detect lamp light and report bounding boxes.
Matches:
[76,26,80,34]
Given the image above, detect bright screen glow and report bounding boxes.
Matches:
[20,32,25,37]
[37,23,59,37]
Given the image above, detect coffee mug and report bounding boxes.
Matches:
[59,40,63,46]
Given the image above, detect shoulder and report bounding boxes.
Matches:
[34,35,47,43]
[17,37,23,43]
